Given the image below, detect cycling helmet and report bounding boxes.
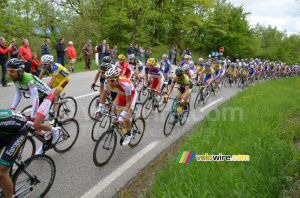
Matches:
[199,58,203,61]
[214,57,218,60]
[128,54,135,59]
[6,58,25,70]
[105,68,119,78]
[147,58,155,65]
[215,60,220,64]
[154,58,158,62]
[175,68,184,76]
[184,54,189,59]
[182,64,190,71]
[188,55,192,59]
[241,59,244,61]
[41,55,54,64]
[221,61,225,65]
[118,54,125,60]
[205,63,211,67]
[250,65,254,69]
[102,56,111,63]
[236,59,239,62]
[99,63,112,71]
[162,54,168,58]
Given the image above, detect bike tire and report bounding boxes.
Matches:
[53,118,79,153]
[88,95,100,121]
[180,103,190,126]
[140,98,153,119]
[12,154,56,198]
[194,90,203,109]
[93,130,117,167]
[203,87,210,105]
[128,116,146,148]
[20,105,32,117]
[91,114,111,142]
[164,111,176,137]
[16,135,36,163]
[138,88,149,104]
[157,92,168,113]
[57,96,77,121]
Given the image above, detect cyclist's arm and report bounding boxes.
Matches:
[182,85,189,101]
[93,70,101,84]
[167,82,175,96]
[144,73,149,87]
[47,74,58,88]
[11,86,22,110]
[121,69,126,77]
[29,80,39,119]
[39,70,45,79]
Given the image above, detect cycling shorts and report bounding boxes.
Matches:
[151,77,164,90]
[52,77,69,92]
[204,75,213,83]
[214,70,222,79]
[177,86,192,98]
[37,93,54,119]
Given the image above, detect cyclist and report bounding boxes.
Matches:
[96,68,137,146]
[115,54,134,79]
[202,63,215,89]
[195,58,205,85]
[144,58,164,104]
[228,63,237,85]
[128,54,143,82]
[7,58,60,155]
[160,54,172,84]
[248,64,256,84]
[39,55,70,124]
[0,109,27,198]
[213,60,222,88]
[164,68,192,114]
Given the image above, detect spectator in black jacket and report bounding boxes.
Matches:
[10,39,18,59]
[97,40,106,65]
[127,43,134,61]
[41,39,50,55]
[56,37,66,66]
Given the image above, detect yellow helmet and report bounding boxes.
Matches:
[118,54,125,60]
[147,58,155,65]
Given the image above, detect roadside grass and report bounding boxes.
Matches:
[147,77,300,197]
[119,77,300,198]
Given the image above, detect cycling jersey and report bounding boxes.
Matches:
[197,62,205,72]
[160,60,172,74]
[129,60,143,73]
[172,74,190,87]
[115,61,133,79]
[41,62,70,82]
[145,66,163,79]
[201,68,214,75]
[213,65,221,71]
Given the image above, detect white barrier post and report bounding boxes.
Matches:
[95,48,99,65]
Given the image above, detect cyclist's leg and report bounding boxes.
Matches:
[53,78,69,118]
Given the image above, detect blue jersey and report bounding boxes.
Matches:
[160,60,172,74]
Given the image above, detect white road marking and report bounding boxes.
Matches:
[74,92,98,99]
[81,141,158,198]
[200,98,223,112]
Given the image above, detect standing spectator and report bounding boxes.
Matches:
[82,40,93,70]
[105,44,112,57]
[56,37,66,66]
[134,44,139,61]
[233,54,238,63]
[67,41,77,72]
[127,43,134,61]
[97,40,106,65]
[170,46,176,65]
[112,45,117,63]
[147,47,152,58]
[19,39,32,73]
[169,46,173,62]
[139,45,144,62]
[0,37,14,87]
[41,38,51,55]
[10,39,18,59]
[31,52,41,77]
[145,49,149,65]
[174,45,177,65]
[186,47,191,55]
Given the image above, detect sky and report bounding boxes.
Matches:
[227,0,300,35]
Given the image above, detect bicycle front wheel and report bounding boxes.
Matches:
[16,136,36,163]
[93,130,117,167]
[180,103,190,126]
[194,91,203,109]
[91,114,111,142]
[53,118,79,153]
[12,154,56,198]
[164,111,176,137]
[141,98,153,119]
[138,89,149,104]
[57,96,77,121]
[88,95,101,121]
[129,116,146,148]
[20,105,32,117]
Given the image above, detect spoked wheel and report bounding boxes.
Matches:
[141,98,153,119]
[164,111,177,137]
[57,96,77,121]
[53,118,79,153]
[88,95,100,121]
[194,90,203,109]
[157,92,168,112]
[91,113,112,142]
[203,87,211,105]
[16,136,36,163]
[138,88,149,104]
[128,116,146,148]
[93,130,117,167]
[180,103,190,126]
[20,105,32,117]
[223,76,230,88]
[12,154,56,198]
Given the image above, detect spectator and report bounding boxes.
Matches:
[233,54,238,63]
[82,40,92,70]
[134,44,139,61]
[56,37,66,66]
[97,40,106,65]
[169,46,173,62]
[174,45,177,65]
[31,52,41,77]
[146,47,152,58]
[145,49,149,65]
[112,45,117,63]
[127,43,134,61]
[139,45,144,62]
[170,46,176,65]
[19,39,32,73]
[0,37,14,87]
[186,47,191,55]
[67,41,77,72]
[105,44,112,57]
[41,38,51,55]
[10,39,18,59]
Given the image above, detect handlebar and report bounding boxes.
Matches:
[23,93,30,99]
[91,85,100,92]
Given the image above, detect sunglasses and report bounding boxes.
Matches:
[107,78,117,83]
[118,59,124,61]
[176,75,183,78]
[129,58,134,60]
[7,69,18,74]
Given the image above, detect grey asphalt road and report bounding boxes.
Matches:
[0,69,242,198]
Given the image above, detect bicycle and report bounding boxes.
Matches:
[140,88,167,119]
[163,97,190,137]
[93,101,146,167]
[193,83,206,109]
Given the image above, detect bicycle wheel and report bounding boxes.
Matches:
[141,98,153,119]
[223,76,229,88]
[180,103,190,126]
[91,114,111,142]
[57,96,77,121]
[88,95,100,121]
[16,136,36,163]
[157,92,168,113]
[138,89,149,104]
[135,78,144,92]
[93,130,117,167]
[203,87,210,105]
[12,154,56,198]
[164,111,176,137]
[128,116,146,148]
[53,118,79,153]
[20,105,32,117]
[194,90,203,109]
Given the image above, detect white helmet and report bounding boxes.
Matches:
[188,55,192,59]
[41,55,54,64]
[182,64,190,71]
[199,58,203,61]
[128,54,135,59]
[184,55,189,59]
[250,65,254,69]
[162,54,168,58]
[105,68,119,78]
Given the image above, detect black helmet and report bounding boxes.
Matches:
[6,58,25,70]
[99,63,113,71]
[175,68,184,76]
[102,56,111,63]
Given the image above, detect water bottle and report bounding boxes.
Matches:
[177,106,183,115]
[44,131,52,141]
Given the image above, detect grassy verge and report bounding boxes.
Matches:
[119,77,300,198]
